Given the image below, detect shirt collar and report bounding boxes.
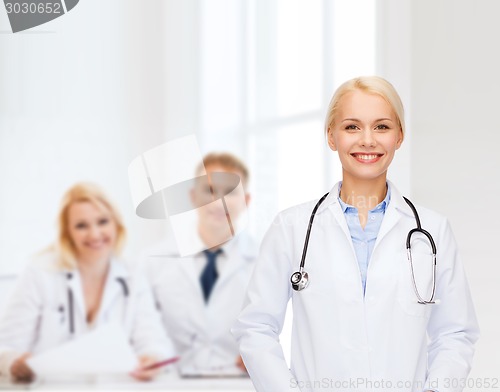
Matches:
[337,182,391,213]
[197,240,230,258]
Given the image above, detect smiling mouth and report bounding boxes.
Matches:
[351,153,383,162]
[85,241,108,249]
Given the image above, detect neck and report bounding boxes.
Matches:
[77,255,110,279]
[198,223,231,251]
[339,174,387,211]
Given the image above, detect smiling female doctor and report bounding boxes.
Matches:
[232,76,479,392]
[0,183,175,382]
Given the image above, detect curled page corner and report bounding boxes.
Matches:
[128,135,248,255]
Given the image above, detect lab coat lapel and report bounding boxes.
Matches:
[325,193,364,289]
[319,183,355,251]
[178,257,204,296]
[215,235,256,289]
[98,260,128,319]
[328,201,353,243]
[65,269,86,323]
[150,233,204,296]
[373,181,413,252]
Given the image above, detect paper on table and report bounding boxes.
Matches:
[27,322,138,376]
[179,364,248,378]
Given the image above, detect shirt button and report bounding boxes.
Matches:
[371,216,376,220]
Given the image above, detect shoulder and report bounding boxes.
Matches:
[259,198,328,253]
[388,181,448,228]
[110,258,152,295]
[274,199,322,226]
[231,232,259,261]
[411,203,446,222]
[139,236,180,261]
[410,204,454,246]
[399,197,449,231]
[22,251,63,278]
[274,185,337,225]
[12,251,65,295]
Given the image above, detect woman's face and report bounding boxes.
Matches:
[67,201,117,263]
[327,90,403,183]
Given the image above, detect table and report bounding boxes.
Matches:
[0,371,256,391]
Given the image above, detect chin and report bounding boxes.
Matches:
[207,220,229,231]
[83,249,113,260]
[206,213,229,223]
[346,168,388,181]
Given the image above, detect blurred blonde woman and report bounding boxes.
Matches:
[233,76,478,392]
[0,183,175,382]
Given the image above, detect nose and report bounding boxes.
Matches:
[360,129,376,147]
[88,224,102,239]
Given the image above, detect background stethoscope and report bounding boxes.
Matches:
[64,273,129,334]
[290,193,437,305]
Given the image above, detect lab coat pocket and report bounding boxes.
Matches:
[397,250,435,318]
[37,305,68,350]
[40,305,66,328]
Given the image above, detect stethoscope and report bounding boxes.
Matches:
[290,193,437,305]
[64,273,129,334]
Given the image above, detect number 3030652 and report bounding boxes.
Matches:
[444,378,499,389]
[5,3,62,14]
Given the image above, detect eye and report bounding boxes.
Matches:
[75,222,88,230]
[344,124,359,132]
[375,124,390,131]
[98,218,110,226]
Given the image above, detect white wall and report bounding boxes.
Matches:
[409,0,500,383]
[0,1,204,276]
[376,0,499,385]
[376,0,412,196]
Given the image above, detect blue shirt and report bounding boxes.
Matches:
[338,183,391,295]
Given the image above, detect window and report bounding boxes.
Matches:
[198,0,376,241]
[197,0,376,365]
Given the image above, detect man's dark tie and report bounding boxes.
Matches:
[200,249,222,302]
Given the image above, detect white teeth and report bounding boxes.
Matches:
[355,154,379,160]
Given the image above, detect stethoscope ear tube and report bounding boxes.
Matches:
[116,277,129,297]
[407,247,437,304]
[66,274,130,335]
[291,192,329,291]
[404,197,437,304]
[406,228,437,256]
[67,273,75,335]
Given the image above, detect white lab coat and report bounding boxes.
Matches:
[0,252,175,377]
[232,181,479,392]
[142,232,257,371]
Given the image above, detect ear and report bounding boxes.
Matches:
[395,129,404,150]
[327,127,337,151]
[244,193,251,206]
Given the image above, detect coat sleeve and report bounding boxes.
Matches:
[425,218,480,392]
[0,264,43,376]
[128,268,177,360]
[232,213,300,392]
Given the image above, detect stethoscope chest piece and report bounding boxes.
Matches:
[291,269,309,291]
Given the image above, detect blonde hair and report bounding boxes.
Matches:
[324,76,405,137]
[196,152,250,186]
[55,182,126,270]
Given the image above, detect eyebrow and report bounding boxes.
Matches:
[341,118,394,123]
